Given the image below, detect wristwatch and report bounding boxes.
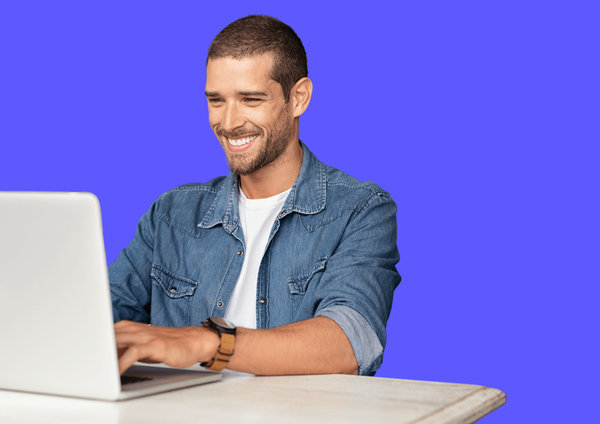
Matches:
[200,317,236,371]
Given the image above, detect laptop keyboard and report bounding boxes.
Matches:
[120,375,154,385]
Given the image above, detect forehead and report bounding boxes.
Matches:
[206,53,278,94]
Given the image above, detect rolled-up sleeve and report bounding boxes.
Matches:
[316,305,384,375]
[314,190,401,376]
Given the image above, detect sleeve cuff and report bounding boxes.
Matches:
[315,305,384,376]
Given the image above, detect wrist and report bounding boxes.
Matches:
[200,317,237,371]
[199,325,221,363]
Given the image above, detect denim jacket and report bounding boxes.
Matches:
[108,141,401,375]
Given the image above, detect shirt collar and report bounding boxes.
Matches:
[198,141,326,232]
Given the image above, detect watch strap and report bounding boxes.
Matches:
[200,319,236,371]
[203,332,235,371]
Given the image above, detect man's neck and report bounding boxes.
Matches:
[239,140,303,199]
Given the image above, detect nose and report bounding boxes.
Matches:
[222,101,245,133]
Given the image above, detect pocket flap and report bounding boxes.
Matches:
[151,265,198,299]
[288,256,328,295]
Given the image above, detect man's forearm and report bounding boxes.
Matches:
[115,317,359,376]
[226,317,359,375]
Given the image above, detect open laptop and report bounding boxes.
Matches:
[0,191,222,401]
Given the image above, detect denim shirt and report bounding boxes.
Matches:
[109,141,401,376]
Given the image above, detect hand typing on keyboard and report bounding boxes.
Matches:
[114,321,220,375]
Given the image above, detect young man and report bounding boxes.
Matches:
[111,15,401,377]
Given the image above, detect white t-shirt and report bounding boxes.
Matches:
[224,187,291,329]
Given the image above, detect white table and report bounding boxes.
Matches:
[0,371,505,424]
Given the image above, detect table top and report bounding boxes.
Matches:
[0,370,505,424]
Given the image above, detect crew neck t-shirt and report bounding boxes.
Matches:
[224,187,291,329]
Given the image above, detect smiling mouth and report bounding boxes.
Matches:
[228,135,258,146]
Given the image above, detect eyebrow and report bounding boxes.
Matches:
[204,91,268,97]
[237,91,268,97]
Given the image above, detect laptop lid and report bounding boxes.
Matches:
[0,192,223,401]
[0,192,122,400]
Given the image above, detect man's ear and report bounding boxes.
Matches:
[290,77,313,118]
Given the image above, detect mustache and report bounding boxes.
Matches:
[216,126,263,139]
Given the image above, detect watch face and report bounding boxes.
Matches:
[211,316,236,330]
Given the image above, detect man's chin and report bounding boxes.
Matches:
[228,151,277,176]
[227,155,261,176]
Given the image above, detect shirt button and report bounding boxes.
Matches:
[280,210,286,216]
[237,250,243,257]
[217,301,224,308]
[258,298,266,305]
[169,287,177,293]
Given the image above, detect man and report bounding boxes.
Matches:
[110,15,401,377]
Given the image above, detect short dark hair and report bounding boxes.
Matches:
[207,15,308,103]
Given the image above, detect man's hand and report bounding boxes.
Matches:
[114,321,220,375]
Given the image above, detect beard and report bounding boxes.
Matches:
[217,104,294,176]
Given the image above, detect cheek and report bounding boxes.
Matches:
[207,106,223,123]
[208,114,221,133]
[247,110,275,131]
[207,110,216,124]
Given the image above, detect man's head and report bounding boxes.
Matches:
[205,16,312,177]
[207,15,308,104]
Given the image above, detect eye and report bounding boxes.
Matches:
[208,98,222,103]
[244,98,262,103]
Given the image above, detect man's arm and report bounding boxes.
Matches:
[115,317,358,375]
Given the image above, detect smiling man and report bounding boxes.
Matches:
[110,15,401,377]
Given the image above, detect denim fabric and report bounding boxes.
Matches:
[315,306,385,375]
[108,141,401,376]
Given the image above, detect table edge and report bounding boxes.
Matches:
[409,386,506,424]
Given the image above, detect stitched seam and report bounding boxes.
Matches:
[356,192,385,216]
[287,258,328,294]
[151,265,198,285]
[320,161,326,210]
[150,266,198,298]
[157,214,213,239]
[326,180,387,194]
[301,207,361,233]
[199,191,221,227]
[327,181,379,190]
[166,186,218,193]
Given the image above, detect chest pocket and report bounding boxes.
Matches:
[151,265,198,298]
[150,265,198,326]
[287,256,328,320]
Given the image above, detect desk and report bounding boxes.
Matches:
[0,371,505,424]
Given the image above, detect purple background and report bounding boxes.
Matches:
[1,1,598,422]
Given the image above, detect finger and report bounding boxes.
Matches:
[115,324,165,345]
[118,343,157,375]
[115,330,154,346]
[115,320,156,331]
[136,358,161,364]
[114,320,136,328]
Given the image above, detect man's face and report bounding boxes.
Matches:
[205,53,294,176]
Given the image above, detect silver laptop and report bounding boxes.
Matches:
[0,192,222,401]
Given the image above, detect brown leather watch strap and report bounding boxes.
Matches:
[204,332,235,371]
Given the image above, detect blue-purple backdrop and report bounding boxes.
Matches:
[1,1,598,422]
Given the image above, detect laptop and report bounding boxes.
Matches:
[0,191,222,401]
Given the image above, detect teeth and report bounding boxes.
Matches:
[228,135,257,146]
